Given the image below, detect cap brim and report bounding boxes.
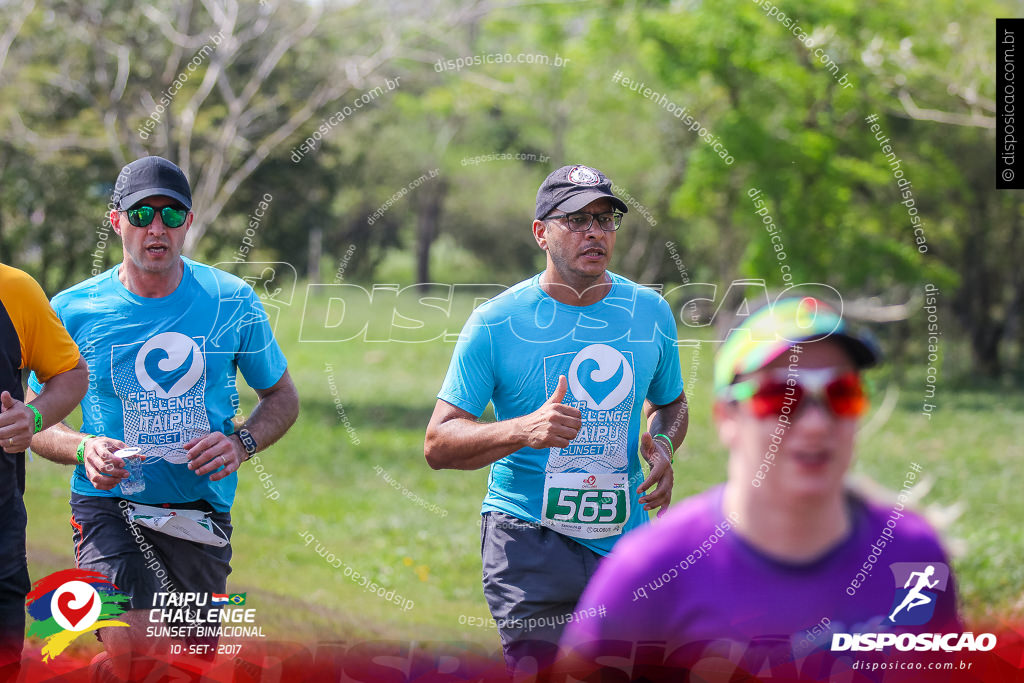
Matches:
[833,333,880,369]
[556,191,628,214]
[736,332,880,379]
[117,188,192,211]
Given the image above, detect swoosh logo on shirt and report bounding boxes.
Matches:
[568,344,634,411]
[134,332,205,399]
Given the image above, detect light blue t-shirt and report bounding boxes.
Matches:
[29,258,287,512]
[438,272,684,556]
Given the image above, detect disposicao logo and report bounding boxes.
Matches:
[886,562,948,626]
[831,562,995,653]
[25,569,130,660]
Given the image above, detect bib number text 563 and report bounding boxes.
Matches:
[546,488,626,524]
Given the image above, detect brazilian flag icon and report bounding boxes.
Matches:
[229,593,247,605]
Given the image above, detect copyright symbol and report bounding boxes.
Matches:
[1003,168,1015,182]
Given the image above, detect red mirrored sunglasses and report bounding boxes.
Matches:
[721,368,868,419]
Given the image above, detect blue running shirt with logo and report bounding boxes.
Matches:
[29,258,287,512]
[438,272,684,556]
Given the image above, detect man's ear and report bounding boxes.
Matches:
[110,209,123,236]
[532,219,548,250]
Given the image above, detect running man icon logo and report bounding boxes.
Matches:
[885,562,951,626]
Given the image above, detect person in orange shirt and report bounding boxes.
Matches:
[0,263,88,682]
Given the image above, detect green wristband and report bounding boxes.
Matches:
[27,404,42,434]
[654,433,675,464]
[76,435,96,465]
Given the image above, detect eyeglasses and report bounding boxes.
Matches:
[721,368,867,419]
[544,211,623,232]
[123,205,189,228]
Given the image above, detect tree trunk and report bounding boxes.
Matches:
[308,226,322,282]
[958,193,1002,377]
[415,177,447,291]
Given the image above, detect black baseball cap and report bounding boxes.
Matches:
[535,165,628,220]
[112,156,192,211]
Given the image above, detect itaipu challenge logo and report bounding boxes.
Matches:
[25,569,130,660]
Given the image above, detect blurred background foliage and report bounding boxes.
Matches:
[0,0,1018,380]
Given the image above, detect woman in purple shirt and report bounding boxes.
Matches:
[560,297,961,680]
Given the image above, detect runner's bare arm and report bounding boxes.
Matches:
[245,369,300,445]
[186,369,299,480]
[24,378,131,490]
[0,357,88,454]
[24,379,122,463]
[645,388,688,453]
[425,375,582,470]
[636,388,688,513]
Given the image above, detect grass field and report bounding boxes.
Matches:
[22,284,1024,659]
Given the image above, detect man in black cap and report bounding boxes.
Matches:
[0,263,88,682]
[425,165,688,673]
[27,156,299,680]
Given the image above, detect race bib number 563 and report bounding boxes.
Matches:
[542,472,629,539]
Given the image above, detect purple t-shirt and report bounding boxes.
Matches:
[561,485,960,670]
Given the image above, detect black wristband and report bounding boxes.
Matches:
[236,427,258,460]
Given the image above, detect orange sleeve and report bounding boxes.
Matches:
[0,265,81,383]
